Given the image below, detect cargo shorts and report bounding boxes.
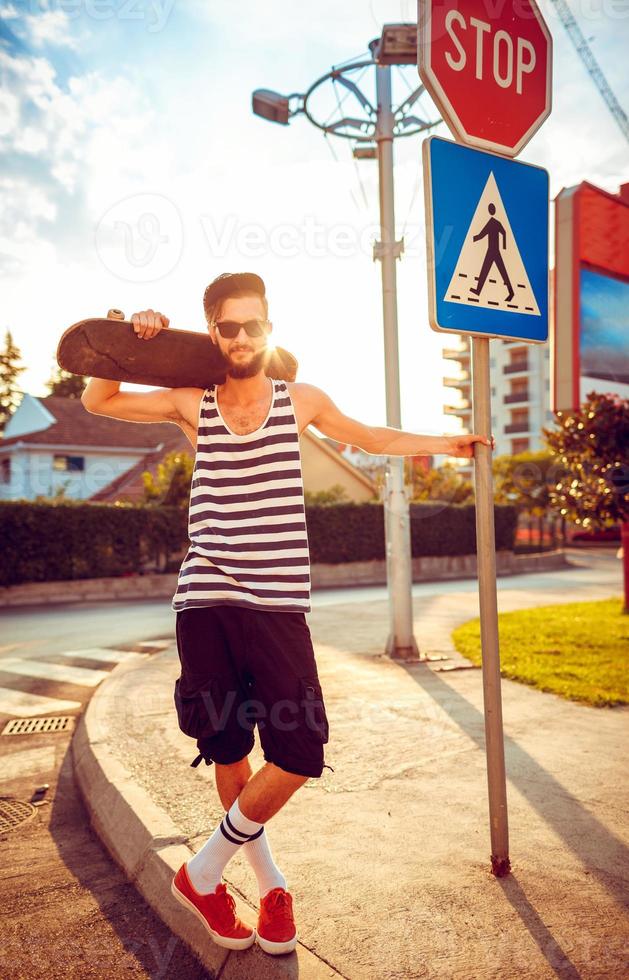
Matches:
[174,604,333,779]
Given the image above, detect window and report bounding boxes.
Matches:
[511,438,530,454]
[1,457,10,484]
[53,455,85,472]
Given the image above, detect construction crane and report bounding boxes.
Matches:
[549,0,629,143]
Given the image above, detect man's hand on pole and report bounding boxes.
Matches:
[445,433,495,459]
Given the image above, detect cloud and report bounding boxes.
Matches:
[24,8,81,49]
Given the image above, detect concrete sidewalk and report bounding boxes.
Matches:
[73,554,629,979]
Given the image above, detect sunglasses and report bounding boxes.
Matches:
[212,318,270,339]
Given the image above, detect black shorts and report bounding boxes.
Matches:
[174,604,333,779]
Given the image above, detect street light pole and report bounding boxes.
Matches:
[252,25,438,660]
[373,55,418,660]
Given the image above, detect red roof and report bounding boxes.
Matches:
[90,426,192,502]
[0,395,180,449]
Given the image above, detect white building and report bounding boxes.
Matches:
[0,393,187,502]
[1,393,378,504]
[443,335,554,475]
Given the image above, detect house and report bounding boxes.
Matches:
[0,393,186,502]
[1,394,377,504]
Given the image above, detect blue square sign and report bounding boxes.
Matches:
[423,136,549,343]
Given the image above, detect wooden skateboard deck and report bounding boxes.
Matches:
[56,313,298,387]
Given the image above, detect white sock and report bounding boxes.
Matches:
[240,827,287,898]
[186,796,264,895]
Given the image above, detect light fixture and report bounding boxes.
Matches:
[373,23,417,66]
[251,89,291,125]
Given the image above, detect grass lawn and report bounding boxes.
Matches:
[451,597,628,707]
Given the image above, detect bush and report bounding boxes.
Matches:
[0,499,518,586]
[306,500,518,564]
[0,501,187,587]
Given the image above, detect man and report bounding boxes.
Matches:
[81,272,494,957]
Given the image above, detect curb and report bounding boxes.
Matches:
[72,655,342,979]
[1,548,569,606]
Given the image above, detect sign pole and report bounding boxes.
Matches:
[420,0,553,878]
[471,335,510,876]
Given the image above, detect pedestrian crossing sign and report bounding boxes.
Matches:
[423,136,549,342]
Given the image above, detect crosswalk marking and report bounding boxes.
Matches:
[57,647,142,665]
[0,688,81,717]
[0,657,109,688]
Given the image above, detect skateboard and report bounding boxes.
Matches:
[56,310,298,387]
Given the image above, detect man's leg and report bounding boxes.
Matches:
[214,757,289,897]
[189,756,306,898]
[214,755,252,811]
[236,760,310,824]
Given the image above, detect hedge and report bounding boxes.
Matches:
[306,500,518,563]
[0,501,186,587]
[0,499,518,587]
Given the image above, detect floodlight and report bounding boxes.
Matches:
[252,89,291,125]
[373,23,417,66]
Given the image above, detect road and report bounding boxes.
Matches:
[0,545,620,978]
[0,545,619,723]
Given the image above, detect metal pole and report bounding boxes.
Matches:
[471,336,510,876]
[374,62,419,661]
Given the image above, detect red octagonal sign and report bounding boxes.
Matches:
[418,0,552,157]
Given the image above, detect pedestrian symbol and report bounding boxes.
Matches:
[422,136,549,343]
[444,172,540,316]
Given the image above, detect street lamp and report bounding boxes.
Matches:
[251,90,291,125]
[372,23,419,65]
[252,26,441,660]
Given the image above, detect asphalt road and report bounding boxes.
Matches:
[0,545,621,978]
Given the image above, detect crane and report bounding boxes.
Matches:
[549,0,629,144]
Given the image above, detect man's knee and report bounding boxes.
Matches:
[264,755,327,780]
[215,754,252,771]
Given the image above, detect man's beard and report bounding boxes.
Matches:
[224,345,269,379]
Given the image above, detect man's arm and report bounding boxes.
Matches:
[81,309,187,424]
[303,384,493,459]
[81,381,185,424]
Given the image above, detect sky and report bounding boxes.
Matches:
[1,0,628,437]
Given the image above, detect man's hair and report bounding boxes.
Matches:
[203,272,269,324]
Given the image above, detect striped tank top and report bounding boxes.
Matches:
[171,378,311,614]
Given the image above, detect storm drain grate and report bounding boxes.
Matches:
[1,716,76,736]
[0,799,38,833]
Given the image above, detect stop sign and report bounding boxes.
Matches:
[418,0,552,157]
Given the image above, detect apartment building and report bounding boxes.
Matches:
[443,334,554,473]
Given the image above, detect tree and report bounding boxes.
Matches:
[304,484,350,505]
[493,450,563,549]
[542,390,629,610]
[46,362,87,398]
[0,330,26,432]
[142,450,194,508]
[409,460,474,504]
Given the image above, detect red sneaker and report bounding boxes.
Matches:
[171,863,255,950]
[256,887,298,955]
